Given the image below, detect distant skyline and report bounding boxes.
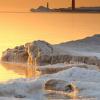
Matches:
[0,0,100,11]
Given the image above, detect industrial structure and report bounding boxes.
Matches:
[46,0,76,10]
[47,2,49,9]
[72,0,75,10]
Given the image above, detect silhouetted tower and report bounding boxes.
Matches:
[47,2,49,9]
[72,0,75,10]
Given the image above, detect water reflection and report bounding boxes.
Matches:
[1,62,26,75]
[0,62,41,82]
[0,62,25,82]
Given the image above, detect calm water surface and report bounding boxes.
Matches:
[0,63,25,82]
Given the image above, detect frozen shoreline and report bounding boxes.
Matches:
[0,66,100,100]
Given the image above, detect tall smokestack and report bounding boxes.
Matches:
[47,2,49,9]
[72,0,75,10]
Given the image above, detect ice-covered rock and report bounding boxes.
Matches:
[1,40,100,66]
[1,45,28,63]
[39,63,99,74]
[1,40,53,65]
[45,79,68,91]
[59,34,100,52]
[49,67,100,82]
[0,78,45,100]
[24,40,53,65]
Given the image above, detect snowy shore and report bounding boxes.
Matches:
[0,34,100,100]
[0,66,100,100]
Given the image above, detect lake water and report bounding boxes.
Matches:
[0,12,100,82]
[0,63,25,82]
[0,61,41,82]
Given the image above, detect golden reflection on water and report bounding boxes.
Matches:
[0,62,41,82]
[0,63,25,82]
